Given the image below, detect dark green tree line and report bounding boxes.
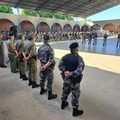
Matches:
[21,9,73,20]
[0,5,13,14]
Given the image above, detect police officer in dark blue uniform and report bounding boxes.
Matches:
[58,42,85,117]
[38,35,57,100]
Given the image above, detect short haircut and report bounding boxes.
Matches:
[29,35,35,41]
[43,34,50,41]
[18,34,24,39]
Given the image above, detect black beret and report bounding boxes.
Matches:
[69,42,79,50]
[9,33,14,36]
[43,34,50,41]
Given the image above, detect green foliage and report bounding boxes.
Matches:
[21,9,37,16]
[38,11,53,18]
[0,5,13,14]
[0,5,73,21]
[21,9,25,16]
[21,9,73,21]
[66,15,74,21]
[53,13,65,19]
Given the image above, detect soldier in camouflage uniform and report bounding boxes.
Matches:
[88,32,92,45]
[24,35,39,88]
[116,33,120,47]
[82,32,86,44]
[58,42,85,117]
[93,32,98,45]
[38,34,57,100]
[6,34,18,73]
[15,34,28,80]
[0,34,7,68]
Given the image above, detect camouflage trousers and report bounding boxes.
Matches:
[116,39,120,47]
[82,39,86,44]
[93,38,97,45]
[8,52,18,73]
[61,79,81,108]
[103,38,107,46]
[19,61,27,75]
[88,38,92,44]
[27,59,37,82]
[39,69,54,92]
[0,50,4,65]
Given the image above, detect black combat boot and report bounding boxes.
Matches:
[28,79,32,86]
[40,88,47,95]
[22,74,28,81]
[0,65,7,68]
[20,72,23,79]
[61,101,69,110]
[32,82,39,88]
[48,91,57,100]
[72,108,84,117]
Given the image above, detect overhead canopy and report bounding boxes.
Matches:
[0,0,120,17]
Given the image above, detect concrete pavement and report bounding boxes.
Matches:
[0,39,120,120]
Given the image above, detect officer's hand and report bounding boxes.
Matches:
[64,71,70,77]
[39,66,42,71]
[41,66,47,71]
[64,71,72,77]
[23,57,28,62]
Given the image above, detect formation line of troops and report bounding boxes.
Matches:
[35,32,120,47]
[0,32,120,116]
[1,33,85,117]
[0,34,7,68]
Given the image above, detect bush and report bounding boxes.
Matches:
[21,9,73,21]
[0,5,13,14]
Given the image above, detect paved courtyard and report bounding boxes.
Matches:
[0,38,120,120]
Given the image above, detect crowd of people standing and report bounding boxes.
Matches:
[0,30,120,117]
[35,31,120,47]
[0,32,85,117]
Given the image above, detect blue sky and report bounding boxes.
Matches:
[88,4,120,21]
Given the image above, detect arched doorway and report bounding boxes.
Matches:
[63,24,72,32]
[51,23,62,33]
[81,25,89,32]
[73,24,80,32]
[37,22,50,33]
[90,24,101,31]
[0,19,14,32]
[103,23,116,32]
[19,20,35,34]
[117,25,120,33]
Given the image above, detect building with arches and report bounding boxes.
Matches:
[0,12,120,36]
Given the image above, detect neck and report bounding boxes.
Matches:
[44,42,49,45]
[71,50,78,54]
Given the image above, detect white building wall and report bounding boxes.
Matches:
[0,12,90,31]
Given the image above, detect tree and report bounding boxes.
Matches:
[38,11,53,18]
[0,5,13,14]
[21,9,37,16]
[66,16,74,21]
[53,13,65,20]
[21,9,74,21]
